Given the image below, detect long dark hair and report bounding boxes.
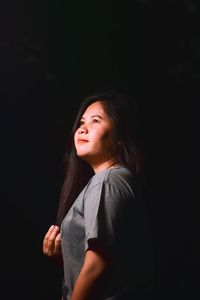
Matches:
[55,90,143,226]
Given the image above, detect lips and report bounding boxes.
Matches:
[77,139,89,143]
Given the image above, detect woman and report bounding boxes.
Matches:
[43,90,154,300]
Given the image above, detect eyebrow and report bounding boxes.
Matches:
[81,114,103,120]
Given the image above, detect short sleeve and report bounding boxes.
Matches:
[83,180,134,251]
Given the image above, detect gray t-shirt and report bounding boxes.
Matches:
[60,166,154,299]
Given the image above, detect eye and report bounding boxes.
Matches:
[92,118,100,124]
[79,120,84,126]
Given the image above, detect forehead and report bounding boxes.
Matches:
[82,101,107,117]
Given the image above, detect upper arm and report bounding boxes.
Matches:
[83,238,110,277]
[84,181,134,252]
[71,239,110,300]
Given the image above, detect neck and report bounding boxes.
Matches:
[92,158,120,174]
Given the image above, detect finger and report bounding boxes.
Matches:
[48,229,61,255]
[43,225,55,242]
[43,225,55,252]
[54,233,62,255]
[43,226,60,255]
[43,225,58,253]
[44,225,60,240]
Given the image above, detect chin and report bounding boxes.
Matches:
[77,152,89,160]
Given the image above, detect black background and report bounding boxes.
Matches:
[1,1,199,299]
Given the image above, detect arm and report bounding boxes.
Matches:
[71,240,110,300]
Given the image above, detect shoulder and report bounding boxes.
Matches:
[107,166,135,187]
[85,166,136,198]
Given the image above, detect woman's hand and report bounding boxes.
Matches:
[43,225,61,257]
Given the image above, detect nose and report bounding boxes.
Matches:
[77,124,88,134]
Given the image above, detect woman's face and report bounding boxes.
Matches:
[74,101,117,172]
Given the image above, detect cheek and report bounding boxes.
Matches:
[91,128,106,141]
[96,130,114,148]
